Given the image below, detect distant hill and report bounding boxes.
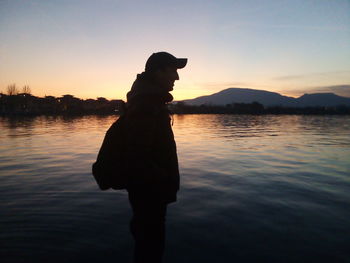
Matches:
[296,93,350,107]
[181,88,350,107]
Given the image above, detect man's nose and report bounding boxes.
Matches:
[175,71,179,80]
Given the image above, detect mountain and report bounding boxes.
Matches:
[181,88,350,107]
[296,93,350,107]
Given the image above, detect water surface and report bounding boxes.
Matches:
[1,115,349,263]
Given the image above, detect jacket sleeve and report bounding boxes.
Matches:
[124,112,166,185]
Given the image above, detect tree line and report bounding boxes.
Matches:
[0,84,124,115]
[169,101,350,115]
[1,84,349,116]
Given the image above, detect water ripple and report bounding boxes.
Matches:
[1,115,350,262]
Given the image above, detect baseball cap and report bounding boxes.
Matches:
[145,52,187,72]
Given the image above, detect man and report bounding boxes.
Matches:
[124,52,187,263]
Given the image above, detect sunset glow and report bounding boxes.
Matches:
[1,0,349,100]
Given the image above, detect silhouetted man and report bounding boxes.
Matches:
[124,52,187,263]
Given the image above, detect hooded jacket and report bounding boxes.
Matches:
[124,72,179,203]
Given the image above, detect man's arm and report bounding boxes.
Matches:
[125,113,166,186]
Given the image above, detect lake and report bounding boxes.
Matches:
[0,114,349,263]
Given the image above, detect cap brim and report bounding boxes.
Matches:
[176,58,187,69]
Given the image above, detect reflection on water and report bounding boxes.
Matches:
[0,115,349,263]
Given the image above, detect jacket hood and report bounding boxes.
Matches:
[127,72,173,106]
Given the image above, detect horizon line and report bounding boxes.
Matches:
[2,85,350,101]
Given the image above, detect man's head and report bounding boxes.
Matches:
[145,52,187,91]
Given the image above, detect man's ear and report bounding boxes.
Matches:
[153,69,164,79]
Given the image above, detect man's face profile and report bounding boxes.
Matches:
[154,67,180,91]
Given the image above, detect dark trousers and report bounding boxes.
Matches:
[128,190,168,263]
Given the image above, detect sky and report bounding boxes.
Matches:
[1,0,350,100]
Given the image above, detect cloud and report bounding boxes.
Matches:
[219,23,350,33]
[285,85,350,98]
[263,24,350,32]
[198,81,273,90]
[199,81,251,88]
[274,71,350,81]
[318,85,350,97]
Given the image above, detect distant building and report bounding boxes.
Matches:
[0,92,126,115]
